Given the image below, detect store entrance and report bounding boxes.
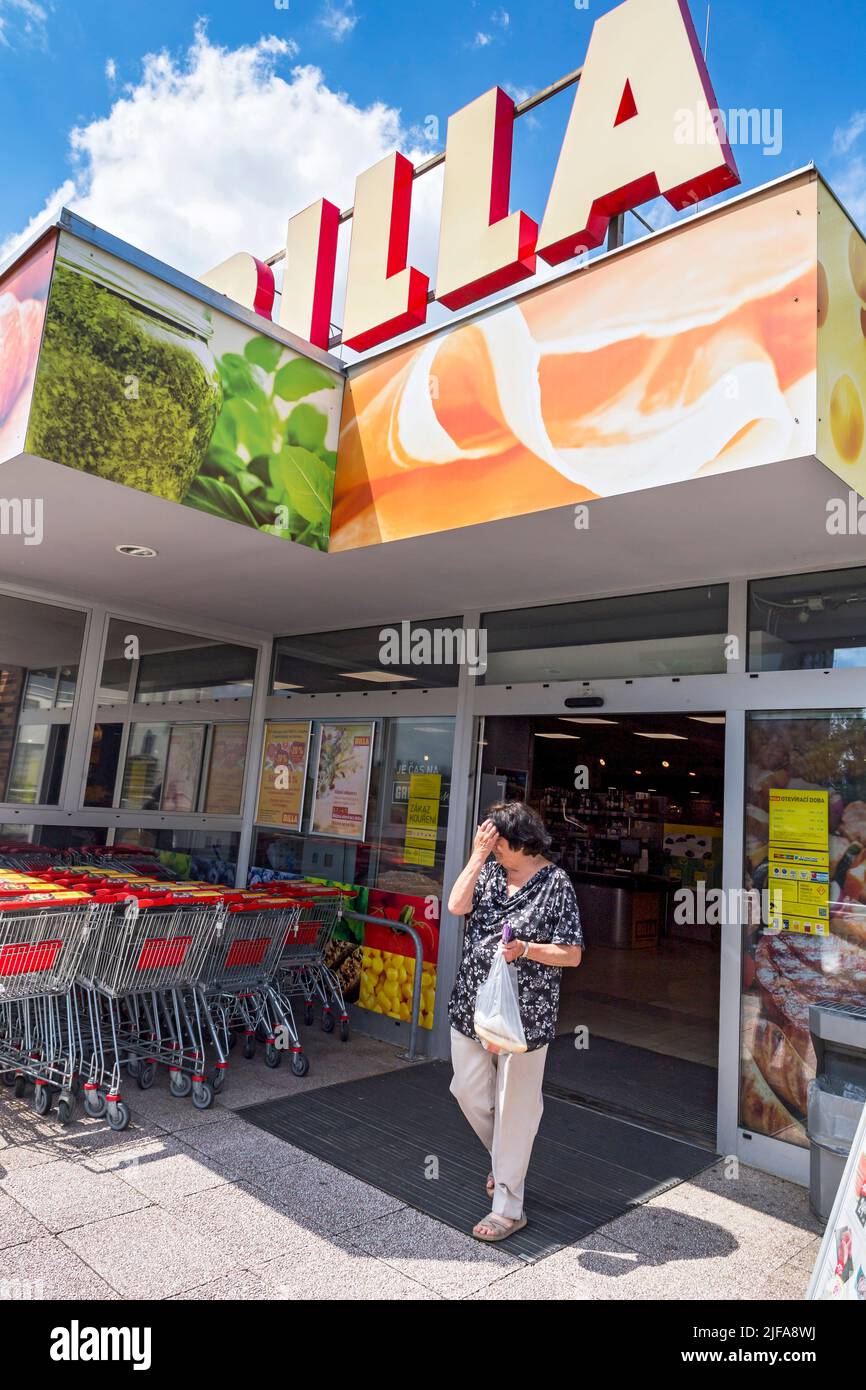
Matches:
[478,711,725,1147]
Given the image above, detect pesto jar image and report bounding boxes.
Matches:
[27,239,222,502]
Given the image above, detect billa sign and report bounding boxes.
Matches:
[203,0,739,353]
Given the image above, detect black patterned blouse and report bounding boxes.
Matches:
[448,859,584,1052]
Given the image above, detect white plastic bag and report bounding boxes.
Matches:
[474,947,527,1053]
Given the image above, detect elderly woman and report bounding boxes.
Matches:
[447,801,584,1242]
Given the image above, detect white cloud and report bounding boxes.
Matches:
[492,8,510,26]
[0,0,48,48]
[0,178,73,264]
[0,23,443,335]
[473,31,492,48]
[320,1,357,42]
[833,156,866,225]
[105,56,116,83]
[833,111,866,157]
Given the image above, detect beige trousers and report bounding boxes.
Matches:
[449,1028,548,1220]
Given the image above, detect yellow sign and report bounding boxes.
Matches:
[404,772,442,868]
[255,721,311,829]
[767,788,830,936]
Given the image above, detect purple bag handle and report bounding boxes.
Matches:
[502,922,513,943]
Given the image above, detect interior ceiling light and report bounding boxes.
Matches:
[689,716,726,725]
[633,732,688,740]
[535,732,581,740]
[115,543,157,558]
[689,771,697,777]
[339,671,415,682]
[662,760,670,768]
[560,717,619,725]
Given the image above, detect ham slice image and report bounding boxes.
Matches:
[0,293,43,425]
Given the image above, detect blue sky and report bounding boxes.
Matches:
[0,0,864,290]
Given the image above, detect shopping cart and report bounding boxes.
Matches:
[77,890,226,1126]
[0,893,100,1125]
[269,887,351,1041]
[201,896,309,1076]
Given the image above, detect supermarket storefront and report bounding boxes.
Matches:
[4,0,866,1184]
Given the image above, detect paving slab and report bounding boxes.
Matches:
[1,1157,151,1233]
[0,1188,50,1250]
[173,1113,310,1180]
[350,1205,521,1298]
[253,1240,443,1300]
[0,1235,118,1300]
[59,1204,236,1300]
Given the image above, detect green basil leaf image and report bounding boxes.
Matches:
[243,336,285,374]
[205,444,249,477]
[220,396,277,461]
[273,358,336,402]
[184,475,259,527]
[269,445,334,526]
[285,403,329,455]
[217,352,267,406]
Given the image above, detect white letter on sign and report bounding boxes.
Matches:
[279,198,339,351]
[436,86,537,311]
[198,252,275,318]
[537,0,739,264]
[342,152,429,352]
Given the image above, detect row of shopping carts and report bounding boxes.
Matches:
[0,854,350,1132]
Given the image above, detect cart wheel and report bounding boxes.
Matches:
[303,1002,314,1027]
[84,1090,107,1119]
[191,1080,214,1111]
[242,1035,256,1060]
[13,1075,28,1099]
[70,1073,82,1096]
[321,1009,335,1034]
[137,1061,157,1091]
[58,1097,74,1127]
[227,1031,238,1052]
[291,1052,310,1077]
[106,1100,130,1132]
[340,1019,350,1043]
[265,1042,282,1070]
[169,1073,192,1099]
[0,1069,15,1087]
[211,1068,226,1094]
[127,1057,142,1080]
[33,1084,51,1117]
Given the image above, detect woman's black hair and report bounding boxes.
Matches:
[486,801,552,856]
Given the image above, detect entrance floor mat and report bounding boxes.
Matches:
[544,1034,718,1147]
[239,1060,717,1262]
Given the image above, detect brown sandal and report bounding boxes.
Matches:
[472,1211,527,1242]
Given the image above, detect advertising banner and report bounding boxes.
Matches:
[255,721,311,829]
[0,233,55,464]
[809,1104,866,1300]
[204,723,248,815]
[311,722,375,840]
[817,183,866,500]
[332,181,818,550]
[26,232,343,549]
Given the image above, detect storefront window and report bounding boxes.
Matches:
[0,593,86,805]
[97,619,256,705]
[749,567,866,671]
[5,724,68,804]
[741,711,866,1147]
[117,828,240,885]
[481,585,730,684]
[251,715,453,895]
[110,719,247,814]
[272,619,463,694]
